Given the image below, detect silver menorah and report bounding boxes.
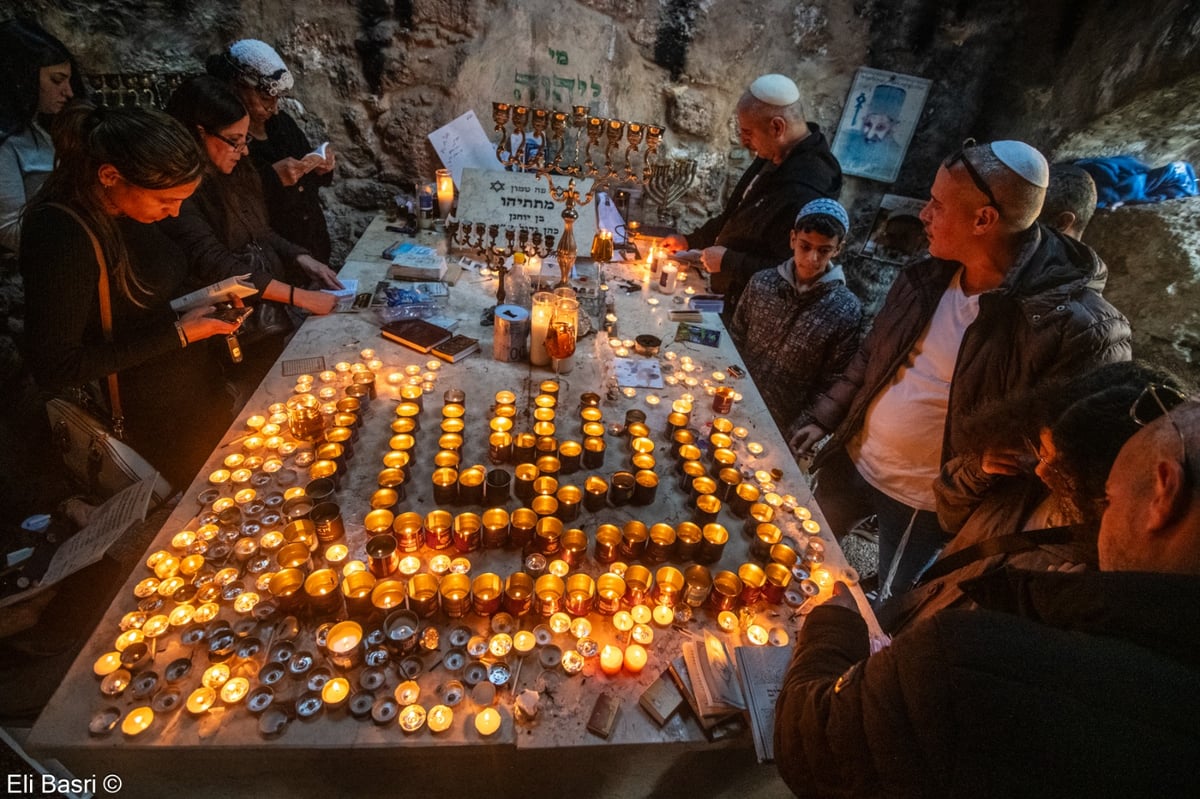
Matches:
[645,158,698,225]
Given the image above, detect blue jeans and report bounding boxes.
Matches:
[813,448,949,605]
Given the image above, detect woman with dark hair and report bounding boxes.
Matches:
[20,103,241,489]
[159,74,339,398]
[205,39,334,262]
[0,18,83,254]
[877,360,1193,635]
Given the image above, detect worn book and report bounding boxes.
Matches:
[734,644,792,763]
[170,274,257,313]
[379,318,453,353]
[431,334,480,363]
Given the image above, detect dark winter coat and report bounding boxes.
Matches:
[809,225,1131,471]
[775,567,1200,798]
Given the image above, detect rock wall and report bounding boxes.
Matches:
[8,0,1200,380]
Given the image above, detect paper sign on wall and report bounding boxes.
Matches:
[428,110,502,187]
[455,167,597,248]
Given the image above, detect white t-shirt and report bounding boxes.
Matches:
[849,269,981,510]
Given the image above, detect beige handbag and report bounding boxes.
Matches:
[43,203,171,503]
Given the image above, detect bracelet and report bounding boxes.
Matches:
[174,320,189,348]
[289,285,296,306]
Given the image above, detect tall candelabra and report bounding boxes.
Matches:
[542,175,597,286]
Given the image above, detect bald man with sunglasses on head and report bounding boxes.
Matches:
[774,394,1200,798]
[791,140,1131,604]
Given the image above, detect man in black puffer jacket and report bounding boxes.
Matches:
[774,399,1200,799]
[791,140,1130,602]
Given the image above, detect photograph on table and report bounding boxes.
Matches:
[860,194,929,265]
[831,68,931,183]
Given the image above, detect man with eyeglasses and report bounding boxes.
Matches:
[791,139,1130,604]
[774,396,1200,798]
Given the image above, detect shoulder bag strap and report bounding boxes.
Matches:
[916,525,1080,585]
[44,202,126,440]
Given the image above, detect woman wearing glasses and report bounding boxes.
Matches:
[877,360,1192,636]
[160,75,339,399]
[20,104,241,489]
[205,39,334,263]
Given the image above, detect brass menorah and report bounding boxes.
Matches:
[645,158,699,225]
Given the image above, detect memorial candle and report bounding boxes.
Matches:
[600,644,623,675]
[623,643,647,674]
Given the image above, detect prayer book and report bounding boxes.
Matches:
[431,334,480,363]
[170,275,257,313]
[734,644,792,763]
[380,318,453,353]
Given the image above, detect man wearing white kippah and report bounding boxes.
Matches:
[662,74,841,318]
[791,139,1131,604]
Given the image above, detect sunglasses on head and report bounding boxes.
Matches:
[944,138,1004,217]
[1130,383,1192,486]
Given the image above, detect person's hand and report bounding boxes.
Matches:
[823,580,859,611]
[789,423,828,458]
[273,156,316,187]
[297,255,344,289]
[179,304,239,343]
[292,287,338,315]
[312,144,336,175]
[700,245,726,273]
[659,234,688,251]
[980,447,1028,476]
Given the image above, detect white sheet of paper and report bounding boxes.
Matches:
[613,357,664,389]
[428,110,501,186]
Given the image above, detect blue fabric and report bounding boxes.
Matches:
[1074,156,1198,209]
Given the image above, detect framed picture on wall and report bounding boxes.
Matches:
[860,194,929,264]
[832,67,932,183]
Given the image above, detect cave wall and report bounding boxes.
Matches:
[7,0,1199,379]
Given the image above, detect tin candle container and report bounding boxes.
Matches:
[623,564,653,607]
[652,566,685,607]
[763,562,792,604]
[439,573,472,618]
[383,609,420,655]
[453,512,482,553]
[583,475,608,512]
[582,436,606,469]
[370,488,400,515]
[531,494,559,520]
[432,467,459,506]
[593,524,621,564]
[327,621,364,669]
[503,572,534,616]
[512,433,537,464]
[268,568,305,611]
[509,507,536,548]
[697,523,729,564]
[731,481,761,516]
[645,523,677,564]
[752,523,783,561]
[555,485,582,523]
[534,574,565,616]
[514,464,539,502]
[377,467,407,492]
[683,564,713,607]
[771,542,799,571]
[304,568,342,616]
[694,494,722,526]
[564,573,596,616]
[391,511,423,553]
[534,516,563,555]
[710,570,743,612]
[371,578,407,614]
[609,471,636,506]
[277,542,312,572]
[483,469,511,507]
[458,467,486,506]
[737,562,767,605]
[488,432,513,465]
[595,573,626,615]
[407,573,440,617]
[675,522,702,562]
[366,534,400,577]
[472,572,503,616]
[481,508,510,549]
[341,570,376,618]
[619,520,648,560]
[311,502,345,543]
[745,503,775,538]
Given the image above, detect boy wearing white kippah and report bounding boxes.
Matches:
[730,198,862,441]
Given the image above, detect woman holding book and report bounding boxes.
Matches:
[21,104,240,488]
[159,75,340,399]
[205,39,335,263]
